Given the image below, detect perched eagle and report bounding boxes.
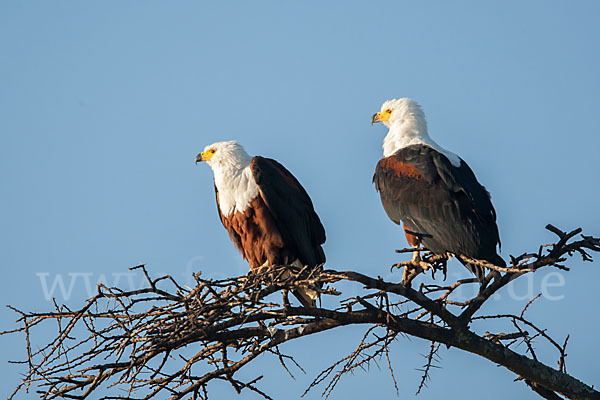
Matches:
[371,98,504,280]
[196,140,326,307]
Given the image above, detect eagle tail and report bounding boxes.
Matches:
[460,253,506,283]
[292,287,318,308]
[462,262,486,282]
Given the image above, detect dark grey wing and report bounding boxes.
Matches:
[250,156,326,266]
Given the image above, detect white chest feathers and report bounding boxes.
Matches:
[213,165,259,217]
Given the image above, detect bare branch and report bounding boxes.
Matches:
[3,225,600,400]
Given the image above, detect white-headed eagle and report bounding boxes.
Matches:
[371,98,504,280]
[196,140,325,307]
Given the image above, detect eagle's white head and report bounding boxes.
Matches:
[371,98,428,132]
[195,140,252,171]
[371,98,461,166]
[195,140,259,215]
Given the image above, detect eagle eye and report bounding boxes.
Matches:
[210,149,216,154]
[385,109,392,114]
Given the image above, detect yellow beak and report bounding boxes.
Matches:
[371,111,390,125]
[195,150,214,164]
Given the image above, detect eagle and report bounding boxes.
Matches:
[195,140,325,307]
[371,98,505,280]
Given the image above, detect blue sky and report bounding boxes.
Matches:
[1,1,599,399]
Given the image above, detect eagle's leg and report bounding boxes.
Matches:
[404,228,427,268]
[402,228,429,284]
[411,245,422,264]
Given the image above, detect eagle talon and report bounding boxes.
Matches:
[253,262,272,276]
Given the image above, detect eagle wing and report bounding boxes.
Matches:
[250,156,326,267]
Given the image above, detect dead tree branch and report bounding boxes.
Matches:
[3,225,600,399]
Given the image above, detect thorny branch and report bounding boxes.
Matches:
[3,225,600,400]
